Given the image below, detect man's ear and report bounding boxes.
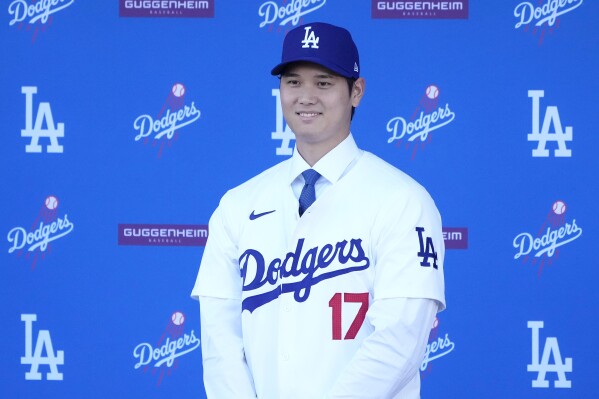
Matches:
[351,77,365,107]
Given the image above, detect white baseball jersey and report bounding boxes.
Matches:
[192,134,445,398]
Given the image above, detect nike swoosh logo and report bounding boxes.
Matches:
[249,210,276,220]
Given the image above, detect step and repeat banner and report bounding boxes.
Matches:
[1,1,597,398]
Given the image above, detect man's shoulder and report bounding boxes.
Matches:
[357,151,430,196]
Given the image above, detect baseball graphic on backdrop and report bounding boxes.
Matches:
[171,311,185,326]
[426,85,439,99]
[552,200,566,215]
[172,83,185,98]
[45,195,58,210]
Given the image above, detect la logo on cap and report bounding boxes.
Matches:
[301,26,319,49]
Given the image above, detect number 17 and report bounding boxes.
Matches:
[328,292,369,340]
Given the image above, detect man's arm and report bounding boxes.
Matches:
[326,297,438,398]
[199,296,257,399]
[192,197,257,398]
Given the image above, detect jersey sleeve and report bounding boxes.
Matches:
[191,193,242,301]
[371,185,446,311]
[326,297,438,398]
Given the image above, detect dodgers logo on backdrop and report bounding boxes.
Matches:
[21,86,64,153]
[421,317,455,378]
[386,84,455,159]
[117,223,208,246]
[271,88,295,156]
[372,1,469,19]
[132,311,200,387]
[119,0,214,18]
[528,321,572,388]
[528,90,572,157]
[513,200,582,276]
[514,0,583,45]
[21,314,64,381]
[8,0,75,42]
[258,0,326,30]
[132,83,201,158]
[7,195,74,270]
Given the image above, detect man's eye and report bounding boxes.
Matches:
[286,80,300,86]
[318,81,332,88]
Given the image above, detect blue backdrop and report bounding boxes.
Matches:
[2,1,598,398]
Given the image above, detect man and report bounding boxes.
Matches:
[191,22,445,398]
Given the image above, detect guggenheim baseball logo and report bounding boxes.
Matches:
[133,311,200,386]
[259,0,326,30]
[443,227,467,249]
[7,195,74,269]
[118,224,208,246]
[514,0,583,45]
[132,83,201,158]
[119,0,214,17]
[372,1,469,19]
[513,200,582,275]
[8,0,75,42]
[386,84,456,158]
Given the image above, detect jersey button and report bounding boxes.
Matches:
[282,353,290,361]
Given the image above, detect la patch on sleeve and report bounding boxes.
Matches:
[416,227,438,269]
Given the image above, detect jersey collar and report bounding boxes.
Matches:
[288,133,362,185]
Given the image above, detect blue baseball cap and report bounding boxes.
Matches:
[271,22,360,79]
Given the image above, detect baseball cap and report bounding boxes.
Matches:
[271,22,360,79]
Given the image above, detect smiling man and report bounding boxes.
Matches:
[191,22,446,399]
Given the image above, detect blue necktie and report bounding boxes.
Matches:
[299,169,321,216]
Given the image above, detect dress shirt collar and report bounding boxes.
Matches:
[288,133,361,185]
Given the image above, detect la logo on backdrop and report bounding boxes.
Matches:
[258,0,327,31]
[7,195,74,270]
[132,311,200,386]
[21,86,65,154]
[386,85,456,159]
[527,90,572,158]
[514,0,583,45]
[527,321,572,388]
[7,0,75,43]
[21,314,65,381]
[271,88,296,156]
[132,83,201,158]
[513,200,582,276]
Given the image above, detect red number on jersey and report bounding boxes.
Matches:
[328,292,369,340]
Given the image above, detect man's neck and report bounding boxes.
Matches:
[296,132,350,167]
